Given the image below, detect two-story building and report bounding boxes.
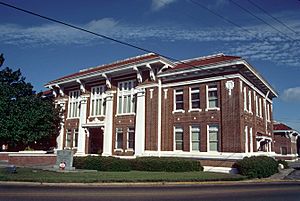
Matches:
[45,53,278,166]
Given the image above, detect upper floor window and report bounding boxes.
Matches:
[207,84,218,109]
[259,98,262,118]
[68,90,80,118]
[174,89,184,111]
[248,90,252,113]
[267,103,271,122]
[243,87,247,111]
[90,85,106,116]
[255,95,259,116]
[190,87,200,110]
[208,125,219,152]
[190,126,201,151]
[117,80,136,114]
[174,126,184,151]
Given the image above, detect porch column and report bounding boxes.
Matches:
[135,88,146,156]
[102,92,114,156]
[77,95,88,155]
[56,98,67,150]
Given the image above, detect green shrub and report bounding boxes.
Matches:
[235,156,278,178]
[277,159,289,169]
[73,156,131,171]
[131,157,202,172]
[74,156,203,172]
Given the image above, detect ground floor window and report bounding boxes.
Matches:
[65,129,72,148]
[115,128,123,149]
[208,125,219,152]
[127,128,135,150]
[73,129,78,148]
[190,126,200,151]
[174,126,184,151]
[281,147,287,155]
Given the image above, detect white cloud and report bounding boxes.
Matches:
[1,13,300,67]
[151,0,177,11]
[282,87,300,102]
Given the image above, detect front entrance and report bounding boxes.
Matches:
[88,128,103,154]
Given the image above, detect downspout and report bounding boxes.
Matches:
[157,78,162,157]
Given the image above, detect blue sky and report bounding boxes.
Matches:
[0,0,299,131]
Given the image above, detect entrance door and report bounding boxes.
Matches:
[88,128,103,154]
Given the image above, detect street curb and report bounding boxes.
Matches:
[0,180,299,188]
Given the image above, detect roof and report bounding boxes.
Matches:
[46,53,160,86]
[170,54,241,71]
[273,122,293,131]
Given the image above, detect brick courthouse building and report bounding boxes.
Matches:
[45,53,278,166]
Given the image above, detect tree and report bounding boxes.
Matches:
[0,54,61,151]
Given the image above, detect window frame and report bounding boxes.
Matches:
[174,126,184,151]
[67,90,80,119]
[190,125,201,152]
[115,128,123,150]
[207,125,219,152]
[127,127,135,151]
[90,85,106,117]
[206,84,219,111]
[65,129,72,149]
[173,88,184,113]
[117,80,136,115]
[189,87,201,112]
[73,129,79,148]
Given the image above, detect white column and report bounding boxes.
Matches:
[102,92,114,156]
[56,99,67,151]
[134,88,146,156]
[245,126,248,153]
[77,95,88,155]
[249,127,253,153]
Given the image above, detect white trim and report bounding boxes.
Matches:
[207,124,220,152]
[117,80,136,115]
[157,79,162,156]
[90,85,106,117]
[243,87,247,112]
[249,127,253,153]
[68,90,80,118]
[127,127,135,150]
[158,59,277,98]
[244,126,248,153]
[203,166,239,174]
[248,90,252,113]
[190,125,201,152]
[189,87,201,111]
[173,88,184,112]
[206,84,219,111]
[161,74,273,103]
[174,126,184,151]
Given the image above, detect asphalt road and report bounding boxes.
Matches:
[0,182,299,201]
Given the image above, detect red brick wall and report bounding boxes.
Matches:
[274,134,294,155]
[8,155,56,166]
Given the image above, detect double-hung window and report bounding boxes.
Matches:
[190,126,201,151]
[90,85,106,116]
[174,89,184,111]
[174,126,184,151]
[117,80,136,114]
[207,84,218,109]
[68,90,80,118]
[127,128,135,150]
[73,129,78,148]
[208,125,219,152]
[115,128,123,150]
[65,129,72,148]
[190,87,200,110]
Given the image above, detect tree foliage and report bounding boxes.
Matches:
[0,54,61,150]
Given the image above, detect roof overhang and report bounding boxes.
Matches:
[158,59,278,99]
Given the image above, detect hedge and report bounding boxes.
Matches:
[73,156,203,172]
[235,156,278,178]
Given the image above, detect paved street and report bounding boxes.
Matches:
[0,182,299,201]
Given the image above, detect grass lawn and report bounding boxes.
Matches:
[0,167,245,183]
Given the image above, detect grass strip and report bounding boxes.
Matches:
[0,167,245,183]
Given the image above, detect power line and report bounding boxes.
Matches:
[0,1,182,64]
[247,0,298,35]
[229,0,295,41]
